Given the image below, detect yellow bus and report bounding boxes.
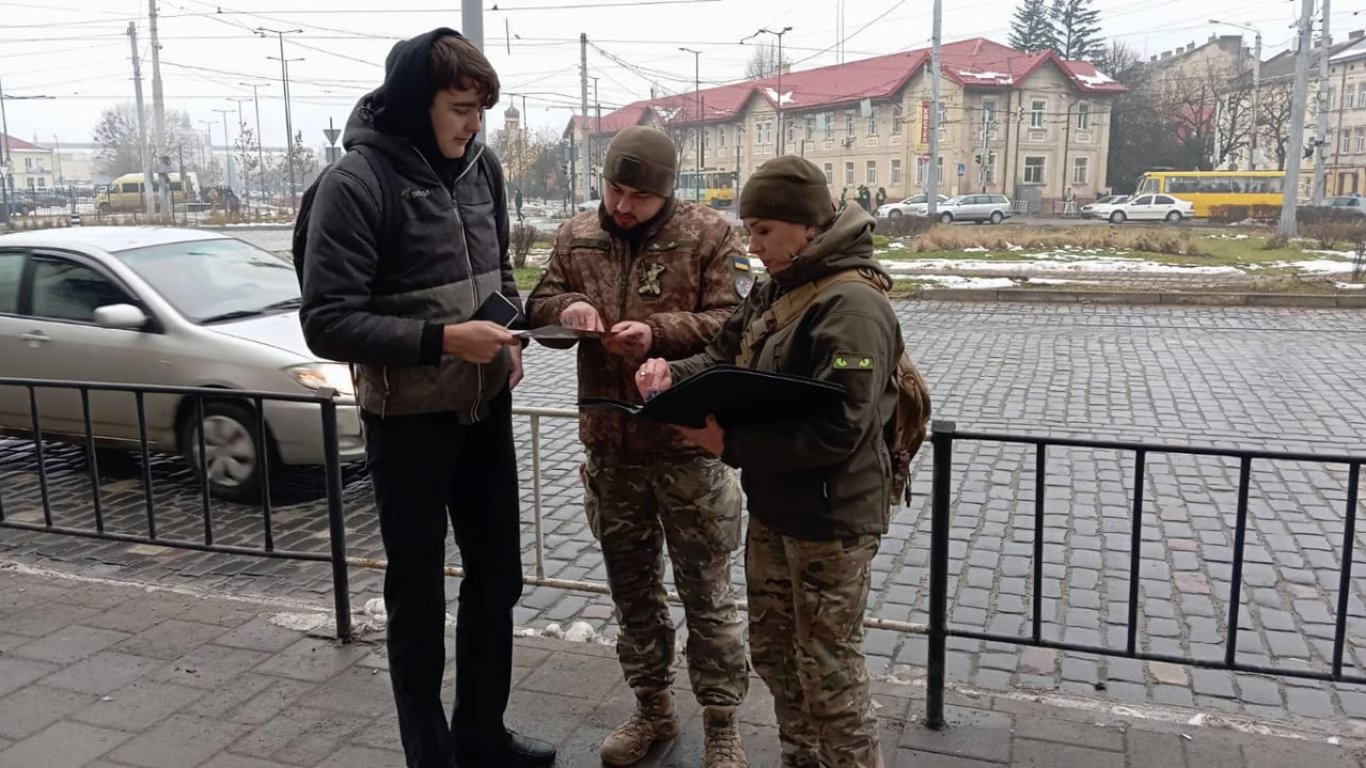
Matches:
[675,170,736,208]
[95,172,197,213]
[1134,170,1283,217]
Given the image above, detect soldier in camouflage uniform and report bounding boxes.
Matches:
[638,156,902,767]
[525,126,752,768]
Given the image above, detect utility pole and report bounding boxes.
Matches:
[580,32,591,204]
[927,0,942,219]
[462,0,484,51]
[592,76,602,197]
[1312,0,1330,203]
[148,0,171,219]
[259,27,302,208]
[1279,0,1315,236]
[680,47,701,203]
[240,82,269,209]
[213,108,235,193]
[52,135,63,187]
[129,22,155,216]
[0,73,11,227]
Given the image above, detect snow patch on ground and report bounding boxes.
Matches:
[516,621,614,646]
[880,258,1240,276]
[1336,282,1365,290]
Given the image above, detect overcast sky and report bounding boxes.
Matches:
[1,0,1358,152]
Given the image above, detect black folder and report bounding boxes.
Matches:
[580,365,845,428]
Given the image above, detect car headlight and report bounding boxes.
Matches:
[286,363,356,397]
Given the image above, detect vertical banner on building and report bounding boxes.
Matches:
[918,99,931,149]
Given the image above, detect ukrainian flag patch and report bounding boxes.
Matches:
[733,254,750,272]
[833,352,875,371]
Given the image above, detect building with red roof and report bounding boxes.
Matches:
[564,37,1126,206]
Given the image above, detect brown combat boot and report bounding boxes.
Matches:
[703,706,748,768]
[600,689,679,766]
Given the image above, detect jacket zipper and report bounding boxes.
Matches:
[413,145,487,422]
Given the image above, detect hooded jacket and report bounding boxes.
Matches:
[299,28,515,422]
[668,206,903,540]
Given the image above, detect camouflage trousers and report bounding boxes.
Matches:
[746,516,882,768]
[582,451,750,707]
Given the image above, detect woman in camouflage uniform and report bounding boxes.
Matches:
[636,155,902,768]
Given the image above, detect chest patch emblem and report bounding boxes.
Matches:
[638,260,666,298]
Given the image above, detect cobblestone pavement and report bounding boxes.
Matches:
[3,302,1366,727]
[2,566,1363,768]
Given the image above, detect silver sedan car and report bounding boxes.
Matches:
[0,227,364,502]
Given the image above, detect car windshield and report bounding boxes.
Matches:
[114,237,300,324]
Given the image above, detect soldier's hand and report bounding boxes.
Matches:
[635,358,672,401]
[442,321,518,363]
[560,302,605,333]
[604,321,652,359]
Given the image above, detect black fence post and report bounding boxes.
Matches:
[320,393,354,643]
[926,420,956,730]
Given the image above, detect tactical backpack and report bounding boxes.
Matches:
[291,144,402,287]
[737,268,932,507]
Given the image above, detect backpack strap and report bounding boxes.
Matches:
[349,145,404,254]
[737,269,886,367]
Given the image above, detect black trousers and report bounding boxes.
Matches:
[362,389,524,768]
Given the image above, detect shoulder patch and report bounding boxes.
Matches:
[568,237,611,250]
[832,352,876,371]
[734,272,755,299]
[732,254,751,272]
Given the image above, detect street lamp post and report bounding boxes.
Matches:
[240,82,270,211]
[213,108,235,193]
[742,27,794,155]
[259,27,303,208]
[679,47,702,204]
[1210,20,1262,171]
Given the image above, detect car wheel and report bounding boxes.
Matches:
[940,212,953,224]
[1109,211,1126,224]
[889,209,902,219]
[178,399,270,503]
[990,211,1004,225]
[1165,211,1182,223]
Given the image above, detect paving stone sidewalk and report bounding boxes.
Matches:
[2,564,1363,768]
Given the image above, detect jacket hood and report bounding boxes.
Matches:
[342,27,480,182]
[773,205,890,289]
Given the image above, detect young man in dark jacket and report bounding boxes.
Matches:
[299,29,554,768]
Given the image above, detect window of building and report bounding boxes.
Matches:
[1343,130,1353,153]
[1024,156,1045,184]
[868,106,878,136]
[844,161,855,185]
[866,160,877,184]
[891,158,902,185]
[718,127,726,148]
[1030,99,1046,129]
[1348,87,1359,110]
[982,98,997,127]
[916,157,927,186]
[823,162,834,184]
[1072,156,1089,185]
[1358,83,1366,109]
[824,111,834,140]
[846,110,856,138]
[805,117,814,141]
[892,104,903,135]
[1076,102,1091,130]
[1356,127,1366,154]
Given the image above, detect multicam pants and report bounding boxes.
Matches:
[746,516,882,768]
[582,451,750,706]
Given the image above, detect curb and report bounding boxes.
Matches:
[903,288,1366,309]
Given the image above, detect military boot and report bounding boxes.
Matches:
[600,689,679,766]
[703,706,748,768]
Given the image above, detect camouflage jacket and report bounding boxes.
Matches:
[526,199,749,460]
[669,205,903,540]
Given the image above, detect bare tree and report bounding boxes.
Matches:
[745,42,791,80]
[1255,82,1295,170]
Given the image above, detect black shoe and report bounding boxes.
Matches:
[455,730,556,767]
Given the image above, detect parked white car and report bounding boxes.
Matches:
[1105,194,1194,223]
[0,227,365,502]
[911,194,1013,224]
[876,194,948,218]
[1080,195,1131,219]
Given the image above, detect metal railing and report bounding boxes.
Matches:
[923,420,1365,727]
[0,377,355,639]
[4,378,1363,730]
